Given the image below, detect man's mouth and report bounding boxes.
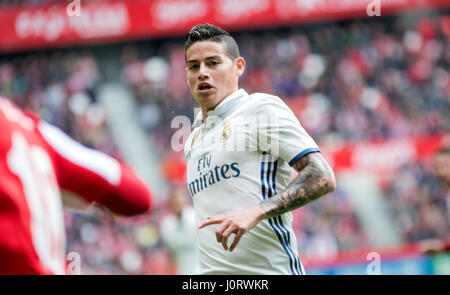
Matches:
[198,83,214,93]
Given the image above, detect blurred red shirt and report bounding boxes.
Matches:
[0,97,152,274]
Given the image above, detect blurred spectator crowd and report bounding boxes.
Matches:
[1,12,449,274]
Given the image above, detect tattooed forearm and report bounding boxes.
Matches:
[259,152,336,219]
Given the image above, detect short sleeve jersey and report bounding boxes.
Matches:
[184,89,319,275]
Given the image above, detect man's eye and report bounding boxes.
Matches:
[189,64,199,70]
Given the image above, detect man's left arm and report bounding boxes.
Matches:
[198,151,336,252]
[259,151,336,218]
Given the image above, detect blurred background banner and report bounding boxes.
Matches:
[321,133,447,174]
[1,0,449,53]
[1,0,449,275]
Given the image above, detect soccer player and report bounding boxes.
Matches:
[184,24,336,275]
[435,147,450,187]
[160,186,197,275]
[435,146,450,222]
[0,96,152,275]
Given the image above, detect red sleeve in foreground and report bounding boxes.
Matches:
[38,121,152,216]
[102,162,153,216]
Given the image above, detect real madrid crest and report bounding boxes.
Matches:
[221,123,231,143]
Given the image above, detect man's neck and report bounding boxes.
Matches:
[201,88,238,120]
[201,106,211,121]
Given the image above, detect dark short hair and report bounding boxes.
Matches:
[185,24,240,61]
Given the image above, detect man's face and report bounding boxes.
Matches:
[167,188,187,216]
[186,41,244,113]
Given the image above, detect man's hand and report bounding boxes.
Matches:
[198,204,265,252]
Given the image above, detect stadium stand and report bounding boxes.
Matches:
[0,1,449,274]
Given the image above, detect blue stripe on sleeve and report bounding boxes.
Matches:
[288,148,320,167]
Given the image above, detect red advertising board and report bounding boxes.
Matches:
[0,0,449,53]
[320,133,449,174]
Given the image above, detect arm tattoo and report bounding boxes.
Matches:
[259,152,336,219]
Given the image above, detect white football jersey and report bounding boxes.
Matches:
[184,89,320,275]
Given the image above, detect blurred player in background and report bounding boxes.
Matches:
[160,186,197,275]
[435,147,450,222]
[184,24,336,274]
[435,147,450,187]
[0,96,153,275]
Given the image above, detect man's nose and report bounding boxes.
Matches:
[198,63,209,79]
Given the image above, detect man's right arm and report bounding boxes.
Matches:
[198,151,335,252]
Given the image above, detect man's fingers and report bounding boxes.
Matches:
[215,224,227,243]
[229,230,244,252]
[221,235,228,251]
[198,217,221,229]
[197,211,250,252]
[221,226,237,251]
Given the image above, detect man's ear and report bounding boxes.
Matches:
[235,57,246,77]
